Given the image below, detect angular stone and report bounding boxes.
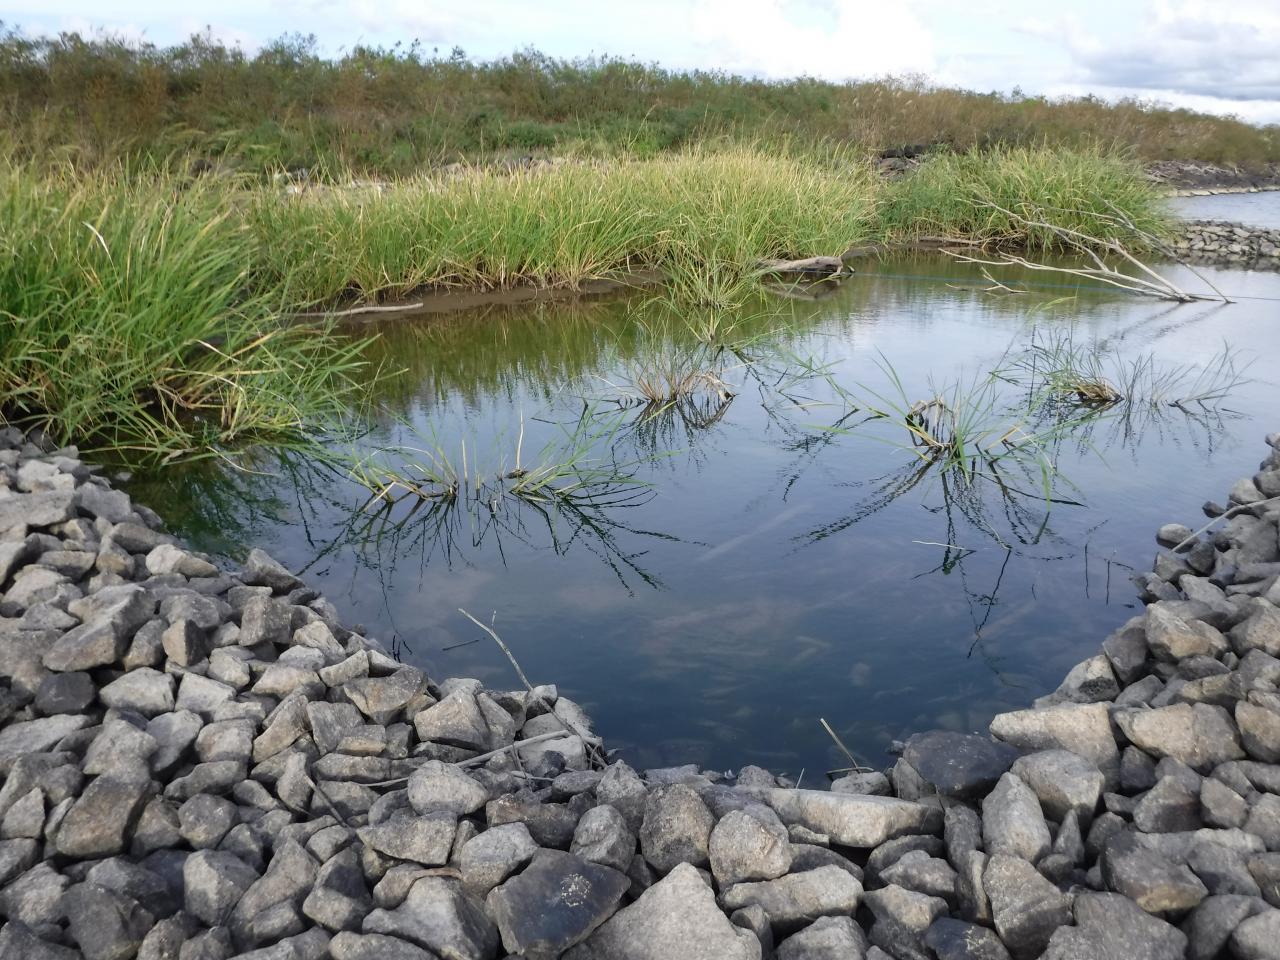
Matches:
[179,794,238,849]
[238,596,292,646]
[33,671,95,715]
[98,667,175,717]
[1102,831,1208,913]
[450,820,536,896]
[1146,604,1227,661]
[989,702,1119,786]
[983,854,1072,959]
[146,710,204,774]
[486,849,629,959]
[1134,776,1202,833]
[638,783,714,873]
[358,812,456,866]
[924,917,1011,960]
[862,883,948,960]
[565,861,761,960]
[708,808,792,886]
[0,714,90,766]
[903,731,1020,799]
[571,804,636,874]
[60,882,155,960]
[1186,895,1269,960]
[722,864,862,935]
[1115,704,1245,773]
[776,916,867,960]
[243,548,304,593]
[1239,702,1280,763]
[329,931,437,960]
[1009,749,1103,826]
[1233,908,1280,960]
[1051,654,1120,704]
[881,851,959,906]
[0,920,81,960]
[406,760,489,816]
[596,760,648,833]
[183,850,260,927]
[229,839,318,944]
[45,585,154,671]
[1232,600,1280,657]
[749,787,940,848]
[55,776,150,858]
[362,876,499,960]
[982,773,1050,863]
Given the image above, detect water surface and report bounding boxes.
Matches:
[1169,190,1280,229]
[130,233,1280,779]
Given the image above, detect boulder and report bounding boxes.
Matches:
[749,788,940,848]
[902,731,1020,798]
[708,808,792,886]
[639,783,715,873]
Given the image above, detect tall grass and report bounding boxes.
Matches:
[877,146,1169,250]
[0,165,370,461]
[1,31,1276,175]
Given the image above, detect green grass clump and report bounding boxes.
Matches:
[877,146,1169,251]
[0,165,369,461]
[250,148,879,306]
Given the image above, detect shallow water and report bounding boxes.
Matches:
[129,236,1280,779]
[1169,190,1280,230]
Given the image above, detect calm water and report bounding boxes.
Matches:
[129,199,1280,779]
[1170,190,1280,229]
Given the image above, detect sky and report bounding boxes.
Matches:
[3,0,1279,124]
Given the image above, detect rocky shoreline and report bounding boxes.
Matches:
[1147,161,1280,196]
[1173,221,1280,267]
[2,425,1280,959]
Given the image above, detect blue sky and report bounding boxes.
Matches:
[4,0,1278,123]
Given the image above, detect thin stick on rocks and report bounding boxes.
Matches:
[820,717,873,774]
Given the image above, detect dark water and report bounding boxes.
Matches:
[1170,191,1280,230]
[128,242,1280,780]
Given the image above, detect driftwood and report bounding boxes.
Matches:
[956,203,1229,304]
[755,256,845,277]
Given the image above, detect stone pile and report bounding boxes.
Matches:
[1147,161,1280,195]
[1172,221,1280,266]
[1,423,1280,959]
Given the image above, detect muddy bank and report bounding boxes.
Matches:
[2,426,1280,958]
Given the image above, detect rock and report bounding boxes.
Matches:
[178,794,238,849]
[44,585,153,671]
[1146,604,1227,661]
[1043,892,1186,959]
[982,854,1072,959]
[902,731,1020,798]
[1233,908,1280,960]
[183,850,260,927]
[1115,704,1245,773]
[486,849,629,959]
[146,710,204,774]
[0,920,82,959]
[486,792,579,849]
[1157,523,1194,547]
[571,804,636,873]
[459,821,539,894]
[721,864,862,934]
[1186,895,1269,960]
[229,840,318,944]
[989,702,1119,786]
[708,808,792,886]
[406,761,488,816]
[923,917,1011,960]
[358,813,457,866]
[1240,702,1280,762]
[862,883,948,960]
[1051,654,1120,703]
[1009,749,1102,826]
[0,714,90,766]
[60,882,155,960]
[238,596,292,646]
[749,787,940,848]
[329,931,437,960]
[830,771,891,795]
[33,671,95,715]
[1232,600,1280,657]
[565,862,761,960]
[302,847,371,933]
[639,783,714,873]
[55,776,150,858]
[1101,831,1207,913]
[881,851,959,905]
[1134,776,1202,833]
[982,773,1051,863]
[98,667,175,717]
[596,761,648,832]
[347,668,427,726]
[242,548,303,592]
[776,916,868,960]
[1189,842,1260,896]
[362,876,499,960]
[1202,776,1249,829]
[412,688,492,750]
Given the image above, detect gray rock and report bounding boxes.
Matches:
[902,731,1019,798]
[146,710,204,774]
[571,804,636,873]
[776,916,868,960]
[1233,908,1280,960]
[1240,702,1280,762]
[33,671,95,715]
[708,808,792,886]
[1146,604,1227,661]
[944,804,983,870]
[347,668,427,726]
[55,775,150,858]
[830,771,891,796]
[1202,776,1249,829]
[1134,775,1202,833]
[639,783,714,873]
[60,882,155,960]
[358,812,457,866]
[1051,654,1120,703]
[242,549,303,593]
[229,840,318,945]
[238,596,292,646]
[1189,842,1261,896]
[881,850,958,905]
[565,861,761,960]
[721,864,862,934]
[1246,794,1280,850]
[1186,894,1269,960]
[83,717,158,779]
[923,917,1010,960]
[362,876,499,960]
[1101,831,1207,913]
[862,883,948,960]
[0,920,82,959]
[183,850,259,926]
[1042,891,1185,959]
[486,849,629,959]
[982,773,1051,863]
[1232,600,1280,657]
[982,854,1072,959]
[1010,749,1103,826]
[329,931,437,960]
[302,847,371,933]
[98,668,175,717]
[44,585,154,671]
[989,702,1119,786]
[459,821,539,894]
[595,760,649,832]
[749,787,940,848]
[1115,703,1245,773]
[486,792,578,849]
[178,794,238,849]
[406,760,489,816]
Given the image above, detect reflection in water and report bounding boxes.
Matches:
[126,248,1280,775]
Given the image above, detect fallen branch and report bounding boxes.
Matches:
[296,301,426,319]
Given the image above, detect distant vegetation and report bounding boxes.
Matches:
[1,27,1277,175]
